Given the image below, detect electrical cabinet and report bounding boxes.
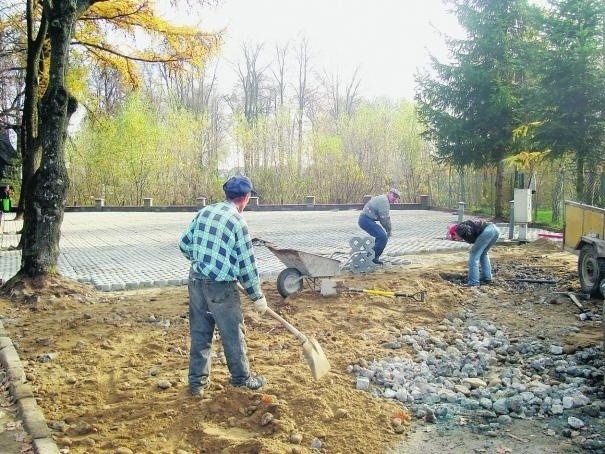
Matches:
[514,189,532,223]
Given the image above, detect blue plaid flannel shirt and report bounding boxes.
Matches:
[179,201,263,300]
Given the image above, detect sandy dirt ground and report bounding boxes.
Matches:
[0,239,603,453]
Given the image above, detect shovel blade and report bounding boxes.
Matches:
[302,337,331,380]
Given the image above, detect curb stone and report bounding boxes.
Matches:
[0,321,59,454]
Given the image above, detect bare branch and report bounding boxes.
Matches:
[74,40,185,63]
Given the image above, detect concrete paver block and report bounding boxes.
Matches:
[0,336,13,349]
[0,211,559,292]
[33,438,61,454]
[11,382,34,399]
[23,416,51,439]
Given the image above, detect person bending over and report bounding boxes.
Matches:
[450,219,500,286]
[358,188,400,264]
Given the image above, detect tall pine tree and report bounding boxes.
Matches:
[534,0,605,204]
[416,0,537,217]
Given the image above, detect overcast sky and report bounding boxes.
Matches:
[168,0,464,101]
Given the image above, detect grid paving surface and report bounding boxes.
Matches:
[0,210,557,290]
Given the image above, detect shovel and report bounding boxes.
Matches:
[322,280,426,302]
[265,307,331,380]
[347,288,426,302]
[237,283,330,380]
[320,279,426,302]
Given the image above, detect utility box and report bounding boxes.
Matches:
[514,189,532,223]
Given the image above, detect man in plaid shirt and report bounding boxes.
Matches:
[179,175,267,396]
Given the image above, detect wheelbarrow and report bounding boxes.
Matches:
[254,238,423,301]
[255,239,343,298]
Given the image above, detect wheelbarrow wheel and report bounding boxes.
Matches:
[277,267,304,298]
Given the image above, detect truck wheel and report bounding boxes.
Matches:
[578,245,605,297]
[277,267,303,298]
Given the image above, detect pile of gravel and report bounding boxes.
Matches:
[349,309,605,451]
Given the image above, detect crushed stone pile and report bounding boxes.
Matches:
[350,309,605,451]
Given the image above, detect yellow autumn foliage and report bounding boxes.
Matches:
[75,1,221,86]
[503,150,550,171]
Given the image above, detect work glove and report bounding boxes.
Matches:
[252,296,267,315]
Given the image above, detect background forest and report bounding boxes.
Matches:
[1,0,603,224]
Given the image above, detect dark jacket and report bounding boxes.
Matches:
[455,219,488,244]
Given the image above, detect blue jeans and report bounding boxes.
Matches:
[468,224,500,285]
[187,270,251,389]
[358,214,388,260]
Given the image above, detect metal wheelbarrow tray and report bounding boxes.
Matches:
[264,243,341,298]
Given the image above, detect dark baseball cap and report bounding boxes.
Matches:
[223,175,258,198]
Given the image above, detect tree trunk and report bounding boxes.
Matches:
[20,0,81,276]
[552,162,565,223]
[17,0,48,226]
[494,160,504,219]
[459,167,466,206]
[575,154,585,203]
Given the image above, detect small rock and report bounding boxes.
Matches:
[51,421,67,432]
[310,437,322,449]
[356,376,370,390]
[581,404,600,417]
[551,404,564,415]
[462,378,487,389]
[81,437,96,447]
[115,448,134,454]
[100,339,112,349]
[434,407,448,419]
[156,379,172,389]
[492,398,509,415]
[334,408,348,419]
[562,396,574,409]
[424,409,436,423]
[260,412,273,426]
[454,384,471,396]
[550,345,564,355]
[38,352,57,362]
[290,433,303,444]
[497,415,512,425]
[567,416,584,429]
[394,424,406,433]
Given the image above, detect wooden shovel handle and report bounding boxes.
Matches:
[235,282,308,344]
[265,307,308,345]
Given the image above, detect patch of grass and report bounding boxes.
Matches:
[533,209,563,230]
